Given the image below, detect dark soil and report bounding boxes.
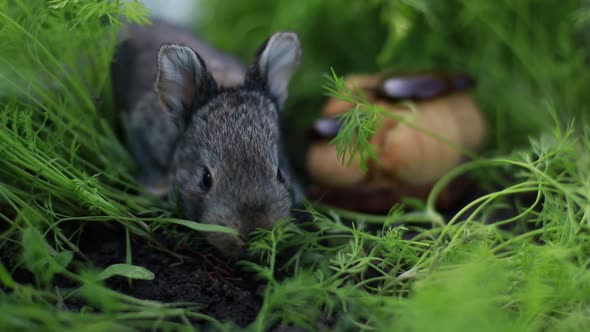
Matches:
[76,224,264,328]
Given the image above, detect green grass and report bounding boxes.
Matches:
[2,0,590,331]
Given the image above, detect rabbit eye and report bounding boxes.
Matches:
[277,168,286,184]
[200,167,213,191]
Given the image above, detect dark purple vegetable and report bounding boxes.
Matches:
[308,118,342,140]
[378,73,476,101]
[381,75,449,100]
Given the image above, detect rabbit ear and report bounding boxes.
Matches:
[156,44,216,123]
[246,32,302,108]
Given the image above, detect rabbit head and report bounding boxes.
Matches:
[155,32,302,256]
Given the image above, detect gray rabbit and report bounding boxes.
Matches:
[111,20,304,256]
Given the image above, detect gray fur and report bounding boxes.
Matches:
[255,32,301,107]
[111,20,303,256]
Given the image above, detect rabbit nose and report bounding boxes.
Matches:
[241,217,273,235]
[239,204,272,235]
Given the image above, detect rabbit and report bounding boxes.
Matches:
[111,20,304,256]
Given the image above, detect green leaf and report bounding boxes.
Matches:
[0,262,15,289]
[97,264,155,281]
[159,218,239,235]
[21,227,74,285]
[53,251,73,270]
[21,227,53,284]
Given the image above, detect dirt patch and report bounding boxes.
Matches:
[77,224,263,327]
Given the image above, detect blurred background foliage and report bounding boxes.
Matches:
[198,0,590,157]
